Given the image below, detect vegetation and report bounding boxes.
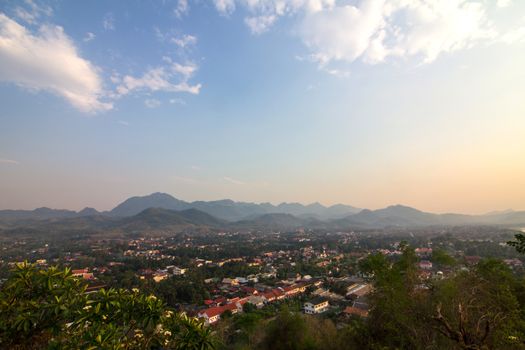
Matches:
[213,245,525,350]
[0,262,217,350]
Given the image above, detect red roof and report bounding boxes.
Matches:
[201,306,223,318]
[263,292,275,300]
[344,306,368,318]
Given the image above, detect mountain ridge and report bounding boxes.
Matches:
[2,193,525,230]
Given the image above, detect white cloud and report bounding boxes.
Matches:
[117,120,129,126]
[144,98,161,108]
[171,34,197,48]
[223,176,245,185]
[497,0,512,8]
[83,32,95,42]
[500,26,525,44]
[0,158,19,165]
[215,0,520,72]
[174,0,189,18]
[245,15,277,34]
[300,1,387,66]
[103,13,115,31]
[214,0,236,16]
[115,59,201,97]
[300,0,495,67]
[0,14,112,113]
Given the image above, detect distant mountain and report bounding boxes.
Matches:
[343,205,439,227]
[0,207,77,221]
[78,207,100,216]
[109,193,190,217]
[115,208,226,231]
[334,205,525,228]
[234,213,309,230]
[3,208,226,234]
[0,206,100,227]
[2,193,525,231]
[106,193,360,221]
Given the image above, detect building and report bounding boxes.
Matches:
[304,297,329,314]
[197,302,242,325]
[419,260,433,270]
[172,266,186,275]
[343,306,369,318]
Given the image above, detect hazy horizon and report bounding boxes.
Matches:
[0,190,521,216]
[2,1,525,214]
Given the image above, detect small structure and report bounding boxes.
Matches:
[304,297,329,314]
[343,306,369,318]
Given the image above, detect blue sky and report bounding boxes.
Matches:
[1,0,525,213]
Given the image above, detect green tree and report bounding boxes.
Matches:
[0,262,217,350]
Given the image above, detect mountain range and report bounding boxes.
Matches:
[1,192,525,232]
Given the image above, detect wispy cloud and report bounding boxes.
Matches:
[223,176,245,185]
[117,120,129,126]
[174,0,189,18]
[213,0,236,16]
[144,98,161,108]
[169,98,186,105]
[103,13,115,31]
[171,34,197,48]
[0,14,112,113]
[244,15,277,34]
[0,158,20,165]
[83,32,95,42]
[154,28,197,51]
[14,0,53,25]
[114,57,201,97]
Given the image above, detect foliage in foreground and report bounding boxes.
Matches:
[215,245,525,350]
[0,262,216,349]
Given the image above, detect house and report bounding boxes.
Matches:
[504,259,523,268]
[153,271,169,282]
[415,247,433,257]
[343,306,369,318]
[346,283,371,298]
[304,297,329,314]
[198,302,243,325]
[72,268,94,280]
[222,278,239,286]
[263,291,276,303]
[247,295,266,308]
[419,260,433,270]
[198,306,222,325]
[272,289,286,300]
[169,266,186,275]
[72,268,89,277]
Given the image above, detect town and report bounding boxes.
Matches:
[1,224,522,333]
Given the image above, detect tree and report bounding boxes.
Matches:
[431,260,524,349]
[0,262,217,350]
[508,233,525,254]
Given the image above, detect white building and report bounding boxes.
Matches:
[304,298,329,314]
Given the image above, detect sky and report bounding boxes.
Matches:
[1,0,525,214]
